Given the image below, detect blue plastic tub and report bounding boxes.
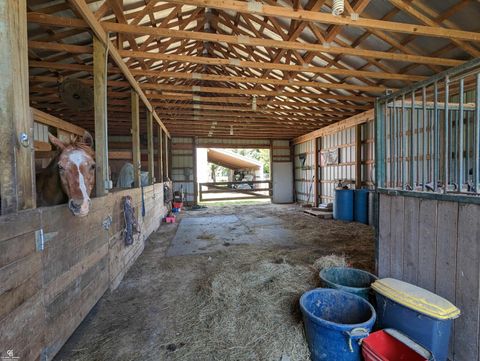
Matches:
[372,278,460,361]
[354,189,369,224]
[333,189,355,221]
[319,267,378,301]
[300,288,376,361]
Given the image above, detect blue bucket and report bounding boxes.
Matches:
[354,189,369,224]
[300,289,376,361]
[320,267,378,301]
[333,189,355,221]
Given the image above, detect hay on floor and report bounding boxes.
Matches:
[165,252,348,361]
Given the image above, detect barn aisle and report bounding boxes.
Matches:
[54,203,374,361]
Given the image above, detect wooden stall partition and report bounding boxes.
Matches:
[377,192,480,361]
[0,209,45,361]
[0,185,168,360]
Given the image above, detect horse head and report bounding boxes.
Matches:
[48,132,95,217]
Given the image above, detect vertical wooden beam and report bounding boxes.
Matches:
[355,124,362,189]
[164,131,169,179]
[269,139,273,180]
[157,125,163,182]
[318,136,322,204]
[93,35,108,196]
[147,110,154,185]
[131,91,141,187]
[168,137,173,179]
[0,0,35,214]
[192,137,198,205]
[314,137,319,207]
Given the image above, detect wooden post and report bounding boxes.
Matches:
[0,0,35,214]
[355,124,362,189]
[314,137,319,207]
[147,110,154,185]
[269,140,273,197]
[192,137,198,205]
[318,136,322,204]
[93,35,109,196]
[168,137,172,179]
[131,91,141,187]
[157,125,163,182]
[163,131,169,179]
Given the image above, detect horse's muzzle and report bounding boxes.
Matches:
[68,198,91,217]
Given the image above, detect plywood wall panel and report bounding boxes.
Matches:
[378,194,480,361]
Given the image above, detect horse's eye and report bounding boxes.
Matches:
[58,165,64,171]
[90,164,95,171]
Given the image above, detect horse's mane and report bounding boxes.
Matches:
[66,136,95,159]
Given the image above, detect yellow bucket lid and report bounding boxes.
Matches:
[372,278,460,320]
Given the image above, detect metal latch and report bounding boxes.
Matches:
[102,215,112,230]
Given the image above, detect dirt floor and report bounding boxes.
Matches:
[54,202,375,361]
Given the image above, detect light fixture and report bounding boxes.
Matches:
[332,0,344,16]
[252,95,257,111]
[230,125,234,136]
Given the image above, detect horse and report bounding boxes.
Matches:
[36,132,95,217]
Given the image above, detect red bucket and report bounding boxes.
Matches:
[362,330,432,361]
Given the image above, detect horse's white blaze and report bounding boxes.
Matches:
[69,151,90,206]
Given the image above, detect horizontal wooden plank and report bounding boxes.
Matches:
[31,107,86,136]
[0,208,41,242]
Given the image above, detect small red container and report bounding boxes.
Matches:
[173,202,183,209]
[165,216,176,223]
[362,330,430,361]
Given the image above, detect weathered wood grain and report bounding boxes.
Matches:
[402,196,420,284]
[454,203,480,361]
[0,0,35,213]
[417,198,437,291]
[377,194,391,278]
[435,200,458,361]
[93,35,109,197]
[390,195,405,279]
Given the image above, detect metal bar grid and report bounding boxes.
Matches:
[375,57,480,197]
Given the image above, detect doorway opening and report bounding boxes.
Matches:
[196,148,271,203]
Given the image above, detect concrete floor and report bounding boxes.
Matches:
[54,202,375,361]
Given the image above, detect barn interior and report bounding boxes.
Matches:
[1,0,480,360]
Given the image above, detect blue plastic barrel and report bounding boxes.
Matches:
[300,289,376,361]
[354,189,369,224]
[320,267,378,301]
[333,189,355,221]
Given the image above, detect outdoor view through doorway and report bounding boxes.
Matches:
[196,148,272,203]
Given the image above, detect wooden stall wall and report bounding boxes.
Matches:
[0,185,168,361]
[377,193,480,361]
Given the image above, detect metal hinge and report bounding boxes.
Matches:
[35,229,45,251]
[35,229,57,252]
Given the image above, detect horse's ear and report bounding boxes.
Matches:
[48,133,66,150]
[83,131,94,148]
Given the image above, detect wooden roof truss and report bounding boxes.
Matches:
[27,0,480,139]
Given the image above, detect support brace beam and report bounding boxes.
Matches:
[67,0,170,137]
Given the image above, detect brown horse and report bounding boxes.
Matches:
[36,132,95,217]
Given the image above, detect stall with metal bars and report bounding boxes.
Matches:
[375,58,480,361]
